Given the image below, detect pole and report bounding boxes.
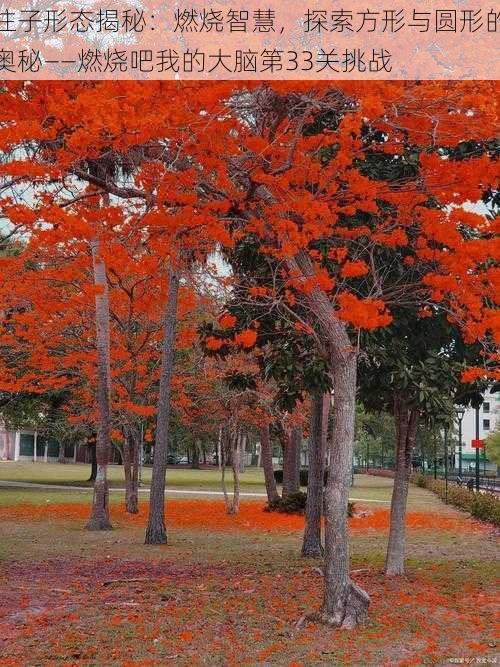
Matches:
[444,428,448,504]
[458,416,463,477]
[475,406,480,493]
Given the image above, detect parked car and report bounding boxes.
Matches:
[166,454,182,465]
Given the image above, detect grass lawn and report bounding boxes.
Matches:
[0,478,498,665]
[0,461,267,492]
[0,462,439,509]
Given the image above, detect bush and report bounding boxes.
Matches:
[265,491,307,513]
[414,472,427,488]
[410,473,500,526]
[265,492,356,518]
[471,492,500,524]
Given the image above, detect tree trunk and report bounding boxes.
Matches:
[86,237,113,531]
[289,249,369,627]
[191,440,200,469]
[220,425,241,515]
[251,441,259,467]
[385,397,419,576]
[239,432,246,473]
[230,430,241,514]
[260,423,280,503]
[58,441,66,464]
[282,426,300,497]
[145,267,180,544]
[123,427,139,514]
[131,429,139,500]
[320,354,369,628]
[302,393,329,557]
[88,443,97,482]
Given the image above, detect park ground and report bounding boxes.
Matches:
[0,464,498,666]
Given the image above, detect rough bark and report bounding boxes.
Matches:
[260,423,280,503]
[302,393,329,557]
[88,442,97,482]
[123,427,139,514]
[282,426,301,497]
[86,237,113,531]
[131,431,139,505]
[58,441,66,464]
[292,249,370,627]
[145,267,180,544]
[320,354,369,627]
[220,426,240,515]
[385,396,419,576]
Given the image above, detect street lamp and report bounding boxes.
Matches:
[456,407,465,478]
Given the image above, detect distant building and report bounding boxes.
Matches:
[456,387,499,472]
[0,419,77,462]
[0,419,124,465]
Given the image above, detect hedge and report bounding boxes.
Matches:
[411,472,500,526]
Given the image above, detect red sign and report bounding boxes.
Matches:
[471,439,484,448]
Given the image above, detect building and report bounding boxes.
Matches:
[0,419,77,462]
[456,387,499,472]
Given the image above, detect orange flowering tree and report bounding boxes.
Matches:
[0,81,237,535]
[0,206,213,512]
[209,81,499,627]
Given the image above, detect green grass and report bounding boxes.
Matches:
[0,461,266,490]
[0,463,447,511]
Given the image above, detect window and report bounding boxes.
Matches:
[483,402,490,413]
[483,419,490,430]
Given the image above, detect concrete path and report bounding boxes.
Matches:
[0,479,390,503]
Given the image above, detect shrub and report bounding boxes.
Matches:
[414,472,427,488]
[470,492,500,524]
[410,473,500,526]
[265,492,356,518]
[265,491,307,513]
